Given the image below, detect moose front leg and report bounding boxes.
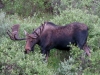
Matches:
[41,48,50,62]
[45,50,50,62]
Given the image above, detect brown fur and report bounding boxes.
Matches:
[32,22,58,37]
[25,22,90,58]
[41,22,88,37]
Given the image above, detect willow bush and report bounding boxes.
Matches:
[0,4,100,74]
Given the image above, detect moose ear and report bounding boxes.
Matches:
[24,30,28,35]
[44,21,47,24]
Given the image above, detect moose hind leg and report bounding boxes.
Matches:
[75,30,88,49]
[83,43,91,56]
[75,31,91,56]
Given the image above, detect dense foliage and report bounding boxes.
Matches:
[2,0,52,16]
[0,0,100,75]
[1,0,100,17]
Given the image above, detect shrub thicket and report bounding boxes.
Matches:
[1,8,100,74]
[51,0,100,17]
[2,0,52,16]
[0,0,100,75]
[0,37,55,75]
[1,0,100,17]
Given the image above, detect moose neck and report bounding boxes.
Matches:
[33,24,44,37]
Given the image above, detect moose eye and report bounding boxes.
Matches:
[30,40,32,42]
[30,38,34,42]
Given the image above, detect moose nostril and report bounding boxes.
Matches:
[24,50,30,54]
[24,51,27,54]
[25,46,31,54]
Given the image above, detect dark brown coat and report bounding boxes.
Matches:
[25,22,91,58]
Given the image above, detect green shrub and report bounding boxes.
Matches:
[51,0,100,17]
[0,37,55,75]
[0,10,13,36]
[57,57,76,75]
[2,0,100,17]
[2,0,52,16]
[1,7,100,74]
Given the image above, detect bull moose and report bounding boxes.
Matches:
[7,22,91,60]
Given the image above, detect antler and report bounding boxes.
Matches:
[7,24,25,41]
